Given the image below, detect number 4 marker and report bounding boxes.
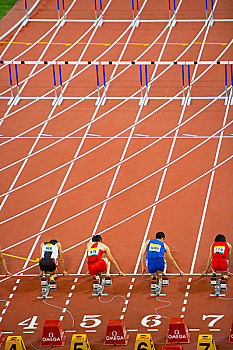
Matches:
[18,316,38,330]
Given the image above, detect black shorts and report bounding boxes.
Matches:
[39,258,56,272]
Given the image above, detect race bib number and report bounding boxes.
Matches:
[149,243,161,252]
[44,244,53,252]
[214,246,225,254]
[88,248,99,256]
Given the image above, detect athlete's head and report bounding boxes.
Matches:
[92,235,102,242]
[50,239,58,245]
[214,234,226,242]
[156,231,165,240]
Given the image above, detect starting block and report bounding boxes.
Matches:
[92,275,112,296]
[166,318,190,344]
[37,276,57,299]
[228,320,233,343]
[70,334,91,350]
[134,334,155,350]
[105,319,129,345]
[41,320,66,346]
[151,274,169,297]
[196,334,216,350]
[5,336,26,350]
[210,274,227,297]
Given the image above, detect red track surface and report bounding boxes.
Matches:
[0,0,233,349]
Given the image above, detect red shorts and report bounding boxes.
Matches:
[88,259,107,276]
[211,258,228,272]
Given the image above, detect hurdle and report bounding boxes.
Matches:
[131,0,140,27]
[94,0,103,26]
[52,64,58,105]
[181,65,191,105]
[210,0,214,26]
[57,65,63,105]
[231,64,233,105]
[95,64,106,105]
[7,65,14,105]
[18,0,233,26]
[2,61,231,105]
[168,0,176,27]
[14,64,20,105]
[139,65,149,106]
[225,64,233,105]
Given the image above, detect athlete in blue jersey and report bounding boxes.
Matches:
[141,232,186,280]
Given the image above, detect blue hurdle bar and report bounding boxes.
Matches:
[225,64,228,98]
[205,0,208,21]
[173,0,176,21]
[95,65,100,98]
[139,65,143,97]
[145,65,148,87]
[57,0,61,19]
[231,64,233,87]
[14,64,20,97]
[168,0,171,20]
[131,0,135,20]
[59,64,63,95]
[94,0,98,20]
[52,64,58,98]
[8,64,13,98]
[181,65,185,97]
[62,0,66,18]
[102,65,106,87]
[24,0,28,18]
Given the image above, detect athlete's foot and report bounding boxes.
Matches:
[104,275,112,286]
[211,272,217,286]
[162,273,169,286]
[93,275,101,291]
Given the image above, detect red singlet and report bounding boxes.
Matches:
[211,242,229,272]
[87,242,107,276]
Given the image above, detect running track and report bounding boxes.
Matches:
[0,0,232,349]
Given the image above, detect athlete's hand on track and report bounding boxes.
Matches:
[63,271,70,277]
[6,271,12,277]
[119,271,126,276]
[179,270,187,277]
[200,271,207,277]
[227,271,233,276]
[141,268,146,275]
[37,272,43,278]
[84,271,90,277]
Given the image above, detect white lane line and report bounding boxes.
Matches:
[8,294,13,299]
[189,329,200,331]
[86,330,96,333]
[209,329,220,331]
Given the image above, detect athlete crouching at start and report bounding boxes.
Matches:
[38,240,69,280]
[86,235,125,285]
[201,234,232,280]
[141,231,186,282]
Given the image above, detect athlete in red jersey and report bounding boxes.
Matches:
[201,234,232,278]
[86,235,125,278]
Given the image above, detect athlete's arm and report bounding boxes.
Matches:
[37,244,44,278]
[164,244,186,276]
[104,245,125,276]
[201,245,212,276]
[58,243,69,277]
[0,246,11,277]
[141,240,149,275]
[227,243,232,276]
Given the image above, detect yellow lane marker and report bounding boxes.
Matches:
[3,252,39,263]
[0,41,228,47]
